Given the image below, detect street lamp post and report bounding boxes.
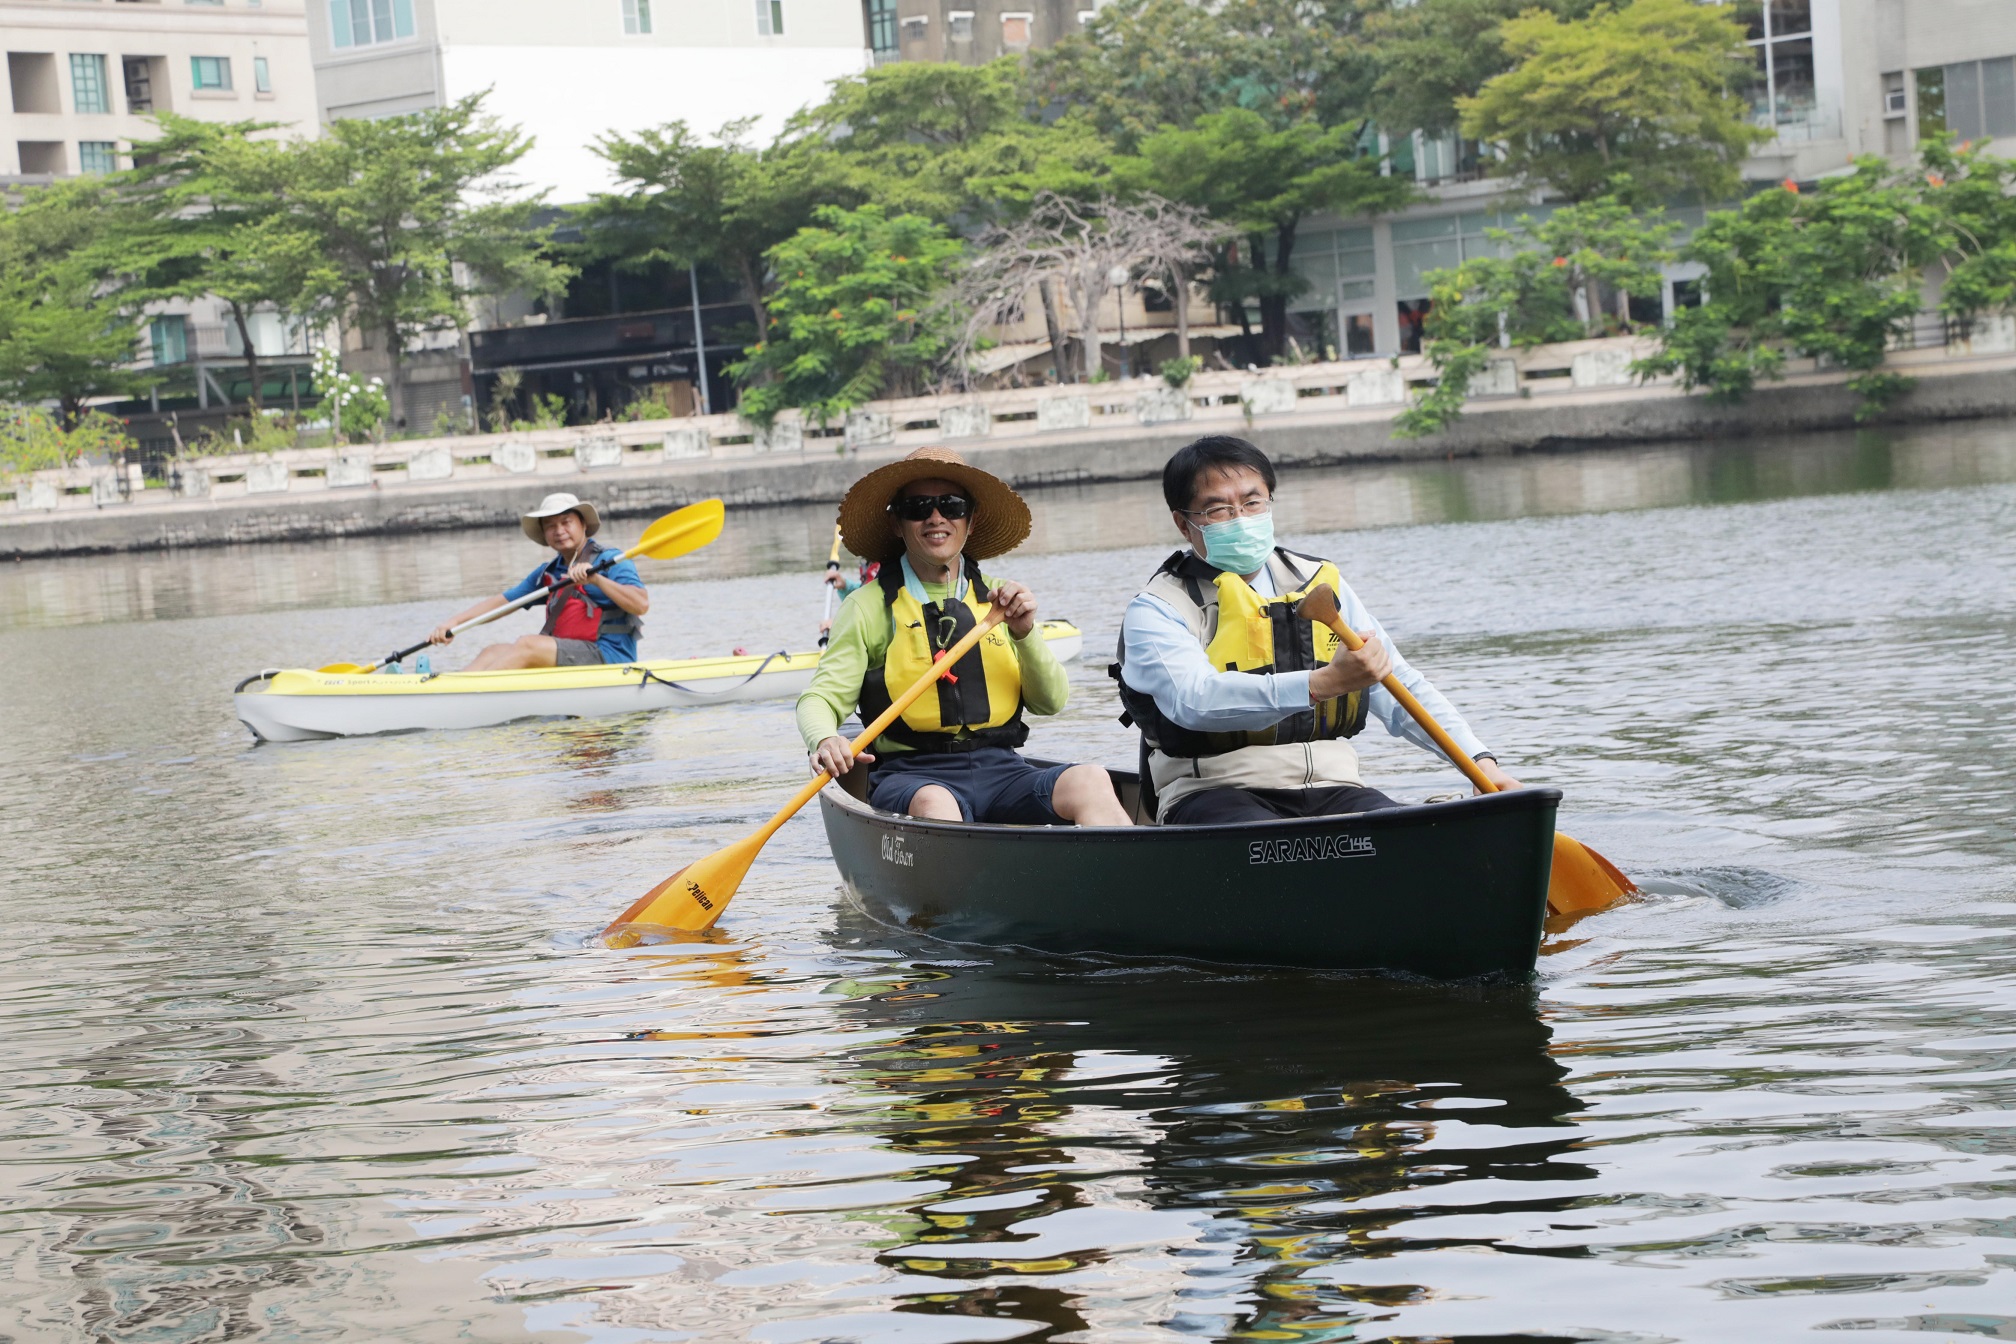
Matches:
[1107,263,1130,377]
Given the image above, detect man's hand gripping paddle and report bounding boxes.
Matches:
[601,606,1008,947]
[316,499,726,674]
[1294,584,1635,916]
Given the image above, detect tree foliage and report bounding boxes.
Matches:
[729,206,964,428]
[0,180,146,419]
[1459,0,1769,206]
[1364,0,1599,138]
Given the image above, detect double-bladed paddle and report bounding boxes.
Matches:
[316,498,726,675]
[600,606,1008,948]
[1295,584,1635,916]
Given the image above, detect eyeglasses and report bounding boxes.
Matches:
[1178,497,1273,526]
[888,493,972,522]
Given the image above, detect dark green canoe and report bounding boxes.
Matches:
[817,764,1559,979]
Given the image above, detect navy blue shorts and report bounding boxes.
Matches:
[869,747,1070,825]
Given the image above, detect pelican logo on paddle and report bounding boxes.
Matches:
[881,835,915,867]
[685,879,713,911]
[1248,834,1376,865]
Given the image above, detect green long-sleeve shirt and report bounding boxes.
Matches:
[795,574,1070,755]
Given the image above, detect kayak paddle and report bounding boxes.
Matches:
[1295,584,1635,916]
[817,522,843,648]
[317,498,726,674]
[601,606,1008,948]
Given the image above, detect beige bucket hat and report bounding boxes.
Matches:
[836,446,1032,563]
[520,492,601,546]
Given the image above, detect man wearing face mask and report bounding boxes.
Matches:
[1114,435,1522,825]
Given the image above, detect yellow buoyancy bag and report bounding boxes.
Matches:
[1116,548,1367,758]
[859,558,1028,753]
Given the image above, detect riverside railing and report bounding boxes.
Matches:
[7,323,2015,514]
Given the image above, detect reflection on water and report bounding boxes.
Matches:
[7,419,2016,632]
[2,422,2015,1341]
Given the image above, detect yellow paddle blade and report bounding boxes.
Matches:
[1547,831,1636,915]
[629,497,724,562]
[316,662,369,674]
[600,832,763,948]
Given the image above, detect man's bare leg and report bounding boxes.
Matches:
[906,784,964,820]
[464,635,560,671]
[1050,763,1134,827]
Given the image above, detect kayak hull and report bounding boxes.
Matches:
[235,624,1084,742]
[819,768,1558,979]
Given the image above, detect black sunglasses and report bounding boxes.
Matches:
[888,493,972,522]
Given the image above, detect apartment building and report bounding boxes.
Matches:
[3,0,322,439]
[863,0,1094,65]
[1293,0,2016,358]
[305,0,871,204]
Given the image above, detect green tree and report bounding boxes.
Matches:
[286,94,570,428]
[112,115,319,410]
[1363,0,1599,139]
[579,118,843,336]
[1921,137,2016,327]
[1459,0,1769,206]
[1118,108,1414,361]
[1636,160,1942,419]
[0,179,146,420]
[728,205,963,427]
[1395,194,1675,437]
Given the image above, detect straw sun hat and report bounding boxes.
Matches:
[520,492,602,546]
[836,446,1033,563]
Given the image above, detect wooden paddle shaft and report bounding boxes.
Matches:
[757,607,1007,845]
[1319,615,1498,795]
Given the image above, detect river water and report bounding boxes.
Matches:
[3,424,2014,1343]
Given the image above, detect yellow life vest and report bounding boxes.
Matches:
[859,558,1027,753]
[1117,547,1367,758]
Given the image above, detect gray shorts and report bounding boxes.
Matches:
[553,638,606,666]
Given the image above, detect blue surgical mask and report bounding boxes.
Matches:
[1197,512,1275,575]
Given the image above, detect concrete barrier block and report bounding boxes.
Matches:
[21,478,58,510]
[491,440,537,474]
[1570,347,1636,388]
[168,465,209,500]
[1471,358,1520,398]
[328,453,373,488]
[1346,366,1406,407]
[406,446,453,481]
[754,419,802,454]
[1240,379,1298,416]
[1036,396,1091,432]
[90,473,126,506]
[244,459,290,494]
[1960,313,2016,356]
[663,427,710,460]
[576,436,623,470]
[845,410,893,449]
[939,403,991,438]
[1136,386,1193,425]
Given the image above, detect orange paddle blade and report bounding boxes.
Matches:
[1548,832,1636,915]
[600,833,763,948]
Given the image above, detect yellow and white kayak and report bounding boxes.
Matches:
[233,621,1084,743]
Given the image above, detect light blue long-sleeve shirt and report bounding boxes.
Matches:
[1118,563,1492,763]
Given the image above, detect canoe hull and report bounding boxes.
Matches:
[235,625,1084,742]
[819,779,1558,979]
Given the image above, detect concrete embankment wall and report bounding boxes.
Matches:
[7,349,2016,558]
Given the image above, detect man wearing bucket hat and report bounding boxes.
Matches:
[426,492,650,670]
[797,447,1132,827]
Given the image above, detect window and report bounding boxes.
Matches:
[1001,12,1032,49]
[1883,71,1906,118]
[329,0,417,49]
[948,11,973,42]
[151,315,189,366]
[70,54,110,113]
[867,0,897,55]
[622,0,652,34]
[253,56,271,93]
[78,140,117,174]
[1738,0,1829,142]
[1917,57,2016,143]
[190,56,231,91]
[754,0,783,36]
[900,15,928,43]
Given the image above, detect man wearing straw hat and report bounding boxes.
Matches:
[427,491,650,671]
[798,447,1132,827]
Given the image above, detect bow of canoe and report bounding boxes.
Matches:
[818,764,1559,980]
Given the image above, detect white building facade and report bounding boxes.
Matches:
[304,0,871,204]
